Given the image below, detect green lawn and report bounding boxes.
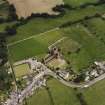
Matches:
[27,78,81,105]
[7,4,105,43]
[27,77,105,105]
[61,24,105,72]
[9,29,64,62]
[82,79,105,105]
[14,63,30,78]
[56,37,81,55]
[0,23,7,32]
[2,0,105,105]
[9,23,105,72]
[27,88,51,105]
[0,22,16,32]
[0,1,9,18]
[83,18,105,42]
[64,0,98,7]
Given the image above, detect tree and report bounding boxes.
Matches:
[0,34,12,91]
[7,4,18,21]
[5,26,17,36]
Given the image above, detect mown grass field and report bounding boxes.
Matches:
[1,0,105,104]
[27,78,105,105]
[14,63,30,78]
[64,0,98,7]
[0,0,9,18]
[9,23,105,72]
[83,17,105,42]
[60,24,105,72]
[7,4,105,43]
[9,29,64,61]
[48,58,67,69]
[27,78,81,105]
[82,79,105,105]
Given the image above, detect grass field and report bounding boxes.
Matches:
[9,23,105,72]
[6,1,105,73]
[7,0,63,19]
[0,23,7,32]
[27,78,105,105]
[83,18,105,42]
[27,78,81,105]
[7,4,105,43]
[56,38,81,54]
[61,24,105,72]
[48,58,67,69]
[64,0,98,7]
[1,0,105,104]
[9,29,64,61]
[0,0,9,18]
[82,79,105,105]
[0,22,17,32]
[14,63,30,78]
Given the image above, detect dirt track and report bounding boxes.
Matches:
[7,0,64,19]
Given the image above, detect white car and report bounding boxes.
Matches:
[84,85,89,88]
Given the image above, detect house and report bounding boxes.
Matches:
[94,61,105,70]
[90,69,99,77]
[85,76,90,82]
[58,70,69,80]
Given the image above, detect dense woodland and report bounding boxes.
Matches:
[0,32,11,90]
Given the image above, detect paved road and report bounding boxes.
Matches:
[4,62,105,105]
[43,64,105,88]
[5,71,46,105]
[48,70,105,88]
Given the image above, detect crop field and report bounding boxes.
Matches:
[7,4,105,43]
[7,0,64,19]
[27,78,81,105]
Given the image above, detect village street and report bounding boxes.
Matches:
[3,60,105,105]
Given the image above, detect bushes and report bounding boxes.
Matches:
[73,73,86,83]
[0,18,5,24]
[53,4,75,12]
[5,26,17,36]
[7,4,18,22]
[76,92,88,105]
[0,35,7,66]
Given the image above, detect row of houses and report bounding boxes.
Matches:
[85,61,105,82]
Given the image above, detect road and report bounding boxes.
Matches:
[5,71,46,105]
[42,63,105,88]
[4,62,105,105]
[48,70,105,88]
